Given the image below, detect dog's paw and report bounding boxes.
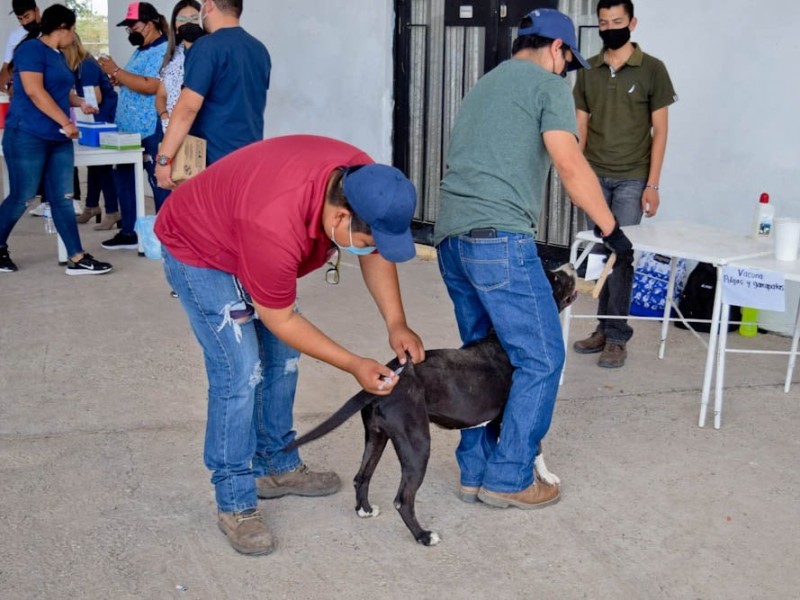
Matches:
[416,531,441,546]
[356,505,380,518]
[534,454,561,486]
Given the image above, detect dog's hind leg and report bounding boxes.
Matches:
[354,418,389,519]
[388,426,440,547]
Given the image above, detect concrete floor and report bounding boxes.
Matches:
[1,207,798,600]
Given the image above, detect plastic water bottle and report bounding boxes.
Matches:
[739,306,758,337]
[751,192,774,239]
[42,204,55,235]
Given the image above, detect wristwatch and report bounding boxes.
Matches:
[156,154,172,167]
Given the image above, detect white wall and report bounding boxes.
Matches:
[108,0,395,162]
[634,0,800,233]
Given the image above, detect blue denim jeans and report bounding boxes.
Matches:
[437,233,565,493]
[0,127,83,257]
[115,122,170,235]
[585,177,645,344]
[162,248,303,513]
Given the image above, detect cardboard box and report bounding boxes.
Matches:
[99,131,142,151]
[77,122,117,146]
[169,135,206,182]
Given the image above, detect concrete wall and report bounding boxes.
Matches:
[633,0,800,232]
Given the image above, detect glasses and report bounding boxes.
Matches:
[325,248,341,285]
[125,23,146,34]
[175,14,199,24]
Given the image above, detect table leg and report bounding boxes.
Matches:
[785,298,800,393]
[659,257,679,359]
[699,264,724,427]
[134,154,145,256]
[713,302,732,429]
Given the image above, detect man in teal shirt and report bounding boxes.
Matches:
[572,0,677,368]
[435,9,632,510]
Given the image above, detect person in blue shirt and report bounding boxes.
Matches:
[97,1,168,250]
[0,4,112,275]
[64,33,120,230]
[155,0,271,189]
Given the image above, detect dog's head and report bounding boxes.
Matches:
[547,263,578,313]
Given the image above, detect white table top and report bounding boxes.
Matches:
[726,254,800,282]
[577,221,773,265]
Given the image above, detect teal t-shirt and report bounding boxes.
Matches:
[434,59,577,245]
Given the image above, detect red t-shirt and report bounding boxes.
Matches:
[155,135,373,308]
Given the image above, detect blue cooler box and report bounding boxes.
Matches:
[77,122,118,146]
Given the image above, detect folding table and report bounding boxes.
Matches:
[563,221,772,427]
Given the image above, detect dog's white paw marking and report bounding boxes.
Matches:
[357,505,380,518]
[428,532,441,546]
[535,455,561,486]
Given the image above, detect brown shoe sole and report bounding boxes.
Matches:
[573,344,605,355]
[257,481,341,499]
[457,486,479,504]
[477,488,561,510]
[598,357,626,368]
[217,521,276,556]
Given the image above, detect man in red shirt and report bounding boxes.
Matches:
[155,135,425,556]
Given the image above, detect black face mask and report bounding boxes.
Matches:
[177,23,206,44]
[128,31,145,47]
[22,21,40,34]
[599,26,630,50]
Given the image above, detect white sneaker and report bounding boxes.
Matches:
[73,200,82,215]
[29,202,49,217]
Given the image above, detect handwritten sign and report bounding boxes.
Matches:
[722,266,786,312]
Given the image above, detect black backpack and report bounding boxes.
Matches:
[674,262,741,333]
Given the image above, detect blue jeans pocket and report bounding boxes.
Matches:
[459,237,509,292]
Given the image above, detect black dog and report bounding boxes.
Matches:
[287,264,577,546]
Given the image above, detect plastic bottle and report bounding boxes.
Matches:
[42,204,55,235]
[739,306,759,337]
[752,192,775,238]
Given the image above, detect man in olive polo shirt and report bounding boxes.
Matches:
[572,0,677,368]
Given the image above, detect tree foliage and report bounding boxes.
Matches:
[66,1,110,55]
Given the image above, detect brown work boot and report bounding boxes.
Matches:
[217,508,275,556]
[477,479,560,510]
[573,331,606,354]
[598,342,627,368]
[256,464,341,499]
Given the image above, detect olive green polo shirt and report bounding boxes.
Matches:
[573,43,677,179]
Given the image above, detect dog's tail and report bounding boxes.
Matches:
[284,390,375,452]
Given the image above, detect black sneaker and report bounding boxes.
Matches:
[65,253,113,276]
[101,232,138,250]
[0,247,18,272]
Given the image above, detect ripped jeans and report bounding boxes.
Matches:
[162,248,303,513]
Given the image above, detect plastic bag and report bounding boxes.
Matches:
[135,215,162,260]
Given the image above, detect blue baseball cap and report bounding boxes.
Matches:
[518,8,590,71]
[342,164,417,263]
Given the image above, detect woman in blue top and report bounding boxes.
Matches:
[65,33,120,230]
[97,1,168,250]
[0,4,112,275]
